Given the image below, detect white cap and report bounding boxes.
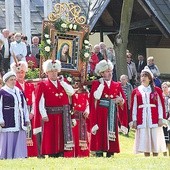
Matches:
[3,71,16,83]
[10,61,28,73]
[141,68,153,78]
[43,59,61,73]
[95,59,113,76]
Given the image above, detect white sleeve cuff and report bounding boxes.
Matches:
[39,94,47,118]
[60,81,75,96]
[94,84,105,100]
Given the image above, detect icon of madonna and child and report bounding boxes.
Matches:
[56,42,75,69]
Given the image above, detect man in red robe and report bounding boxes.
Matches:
[90,59,128,157]
[33,59,75,157]
[10,61,38,157]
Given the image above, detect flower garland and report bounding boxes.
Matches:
[54,18,81,33]
[80,38,91,62]
[62,72,75,85]
[39,19,90,62]
[39,28,53,60]
[86,73,98,81]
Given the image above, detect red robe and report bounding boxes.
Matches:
[64,91,90,157]
[90,80,128,153]
[130,86,166,125]
[15,80,38,157]
[34,79,71,155]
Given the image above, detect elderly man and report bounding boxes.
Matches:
[34,59,75,157]
[10,33,27,64]
[0,29,10,74]
[31,36,40,67]
[10,61,38,157]
[90,59,128,157]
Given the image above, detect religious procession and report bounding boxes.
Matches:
[0,0,170,169]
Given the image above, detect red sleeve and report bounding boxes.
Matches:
[33,81,44,130]
[155,87,166,119]
[130,89,137,122]
[89,80,100,129]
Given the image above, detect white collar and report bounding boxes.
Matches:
[139,84,151,92]
[2,85,16,93]
[50,80,58,87]
[104,79,111,88]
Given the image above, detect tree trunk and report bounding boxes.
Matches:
[115,0,134,80]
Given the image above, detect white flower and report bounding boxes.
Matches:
[44,46,50,52]
[73,24,77,30]
[46,39,51,45]
[44,34,49,38]
[69,24,73,29]
[61,23,67,28]
[67,77,72,82]
[84,52,90,58]
[85,45,90,49]
[84,40,89,44]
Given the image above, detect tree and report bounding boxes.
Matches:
[114,0,134,80]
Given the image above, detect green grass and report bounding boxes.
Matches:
[0,130,169,170]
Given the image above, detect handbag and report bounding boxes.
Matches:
[154,77,162,88]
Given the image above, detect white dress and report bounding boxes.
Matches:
[132,85,166,154]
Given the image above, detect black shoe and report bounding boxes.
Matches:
[48,152,64,158]
[49,154,57,158]
[106,152,114,158]
[37,155,45,159]
[57,152,64,157]
[96,152,103,157]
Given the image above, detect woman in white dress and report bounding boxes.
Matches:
[130,68,166,156]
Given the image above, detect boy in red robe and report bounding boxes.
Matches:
[90,59,128,157]
[64,82,90,157]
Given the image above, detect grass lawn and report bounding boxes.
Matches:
[0,130,169,170]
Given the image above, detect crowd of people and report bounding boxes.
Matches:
[0,28,170,160]
[0,29,40,77]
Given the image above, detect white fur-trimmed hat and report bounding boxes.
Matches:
[3,71,16,83]
[43,59,61,73]
[95,59,113,76]
[10,61,28,73]
[141,68,153,78]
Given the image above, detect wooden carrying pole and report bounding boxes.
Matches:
[12,52,19,66]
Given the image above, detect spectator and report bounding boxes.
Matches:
[145,56,160,77]
[144,56,161,88]
[89,45,99,75]
[31,36,40,67]
[10,33,27,64]
[94,44,103,61]
[161,82,170,156]
[136,55,147,74]
[0,29,10,73]
[120,74,133,135]
[126,52,137,88]
[21,35,31,56]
